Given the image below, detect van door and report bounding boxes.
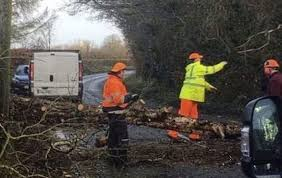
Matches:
[33,52,79,96]
[251,97,282,177]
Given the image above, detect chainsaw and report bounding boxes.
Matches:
[166,130,206,148]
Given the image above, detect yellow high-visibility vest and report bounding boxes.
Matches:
[179,61,225,102]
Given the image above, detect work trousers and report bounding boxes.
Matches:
[107,113,129,167]
[178,99,199,120]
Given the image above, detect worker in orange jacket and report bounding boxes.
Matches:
[102,62,139,167]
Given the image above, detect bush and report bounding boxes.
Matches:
[83,58,134,75]
[125,75,178,108]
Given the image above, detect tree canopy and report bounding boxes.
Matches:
[12,0,57,48]
[69,0,282,109]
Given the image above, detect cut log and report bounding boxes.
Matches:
[41,106,47,112]
[77,104,84,111]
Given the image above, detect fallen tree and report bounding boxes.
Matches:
[126,100,241,139]
[11,96,241,140]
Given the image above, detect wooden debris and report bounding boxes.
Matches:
[211,124,225,139]
[77,104,84,111]
[11,96,241,140]
[125,100,241,139]
[95,135,108,148]
[95,131,108,147]
[41,106,47,112]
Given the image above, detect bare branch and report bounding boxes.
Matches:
[237,24,282,54]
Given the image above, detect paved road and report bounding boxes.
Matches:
[82,71,135,105]
[83,73,107,105]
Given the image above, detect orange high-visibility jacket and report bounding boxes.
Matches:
[102,74,128,108]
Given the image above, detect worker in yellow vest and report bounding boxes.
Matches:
[179,52,228,121]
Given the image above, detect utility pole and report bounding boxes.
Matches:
[0,0,12,115]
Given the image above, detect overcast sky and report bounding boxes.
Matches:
[42,0,123,46]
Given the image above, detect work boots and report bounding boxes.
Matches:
[108,147,128,168]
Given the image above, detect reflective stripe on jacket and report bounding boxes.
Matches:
[179,61,225,102]
[102,74,128,108]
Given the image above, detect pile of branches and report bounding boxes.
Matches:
[0,96,104,177]
[11,96,241,140]
[126,100,241,139]
[10,96,241,140]
[10,95,106,123]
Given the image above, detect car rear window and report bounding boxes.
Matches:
[16,65,29,75]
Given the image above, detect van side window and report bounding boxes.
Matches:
[252,99,279,151]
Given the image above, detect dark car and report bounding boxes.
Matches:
[241,96,282,177]
[11,65,30,95]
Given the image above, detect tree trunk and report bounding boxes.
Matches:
[0,0,12,115]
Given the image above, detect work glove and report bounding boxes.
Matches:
[207,85,218,92]
[221,61,228,66]
[131,94,139,102]
[210,86,218,91]
[124,93,139,103]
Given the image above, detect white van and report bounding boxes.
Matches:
[29,50,83,99]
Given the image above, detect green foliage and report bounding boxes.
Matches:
[125,75,178,108]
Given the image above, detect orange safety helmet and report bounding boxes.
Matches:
[188,52,203,60]
[264,59,280,68]
[111,62,127,72]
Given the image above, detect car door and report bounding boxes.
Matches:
[250,97,282,177]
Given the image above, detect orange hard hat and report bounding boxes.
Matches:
[111,62,127,72]
[188,52,203,60]
[264,59,280,68]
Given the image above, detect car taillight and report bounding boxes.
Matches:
[241,126,250,157]
[29,62,34,81]
[79,62,83,81]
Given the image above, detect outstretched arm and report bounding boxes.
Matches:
[197,61,228,75]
